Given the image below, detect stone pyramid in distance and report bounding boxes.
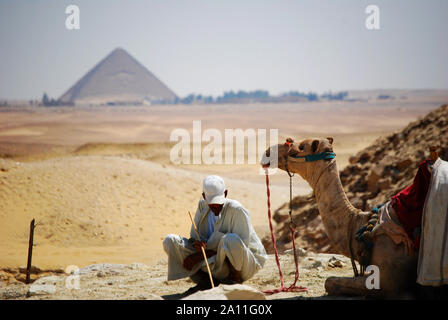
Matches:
[58,48,177,105]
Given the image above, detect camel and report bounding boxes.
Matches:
[262,137,418,298]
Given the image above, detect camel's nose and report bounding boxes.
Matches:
[260,149,271,167]
[261,162,270,168]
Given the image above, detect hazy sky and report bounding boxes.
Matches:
[0,0,447,100]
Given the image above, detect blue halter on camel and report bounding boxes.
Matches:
[290,151,336,162]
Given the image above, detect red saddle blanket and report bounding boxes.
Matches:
[391,159,432,249]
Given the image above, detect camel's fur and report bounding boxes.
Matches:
[264,138,418,298]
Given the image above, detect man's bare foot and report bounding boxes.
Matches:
[225,257,242,284]
[180,270,220,297]
[179,284,202,298]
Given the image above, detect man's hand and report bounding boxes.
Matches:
[183,250,217,271]
[193,240,206,253]
[183,252,203,271]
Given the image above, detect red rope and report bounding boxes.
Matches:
[262,171,307,294]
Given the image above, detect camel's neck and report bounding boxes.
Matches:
[311,160,361,256]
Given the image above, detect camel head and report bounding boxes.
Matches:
[261,137,335,188]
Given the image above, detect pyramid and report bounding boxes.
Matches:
[58,48,177,105]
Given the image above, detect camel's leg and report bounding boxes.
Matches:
[325,276,416,299]
[325,276,381,298]
[325,234,419,299]
[370,235,418,296]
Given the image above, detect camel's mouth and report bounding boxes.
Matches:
[260,142,296,168]
[260,151,271,167]
[261,162,270,168]
[287,148,300,158]
[260,146,277,168]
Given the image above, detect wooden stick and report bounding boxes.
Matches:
[188,211,215,288]
[26,219,35,284]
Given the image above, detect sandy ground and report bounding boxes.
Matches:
[0,252,355,300]
[0,98,445,272]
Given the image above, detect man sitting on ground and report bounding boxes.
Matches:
[163,175,267,296]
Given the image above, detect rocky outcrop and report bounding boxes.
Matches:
[263,104,448,254]
[0,266,65,286]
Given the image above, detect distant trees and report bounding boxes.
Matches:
[216,90,269,103]
[41,92,73,106]
[42,92,58,106]
[281,91,319,102]
[176,89,349,105]
[42,93,50,106]
[321,91,348,101]
[38,89,349,107]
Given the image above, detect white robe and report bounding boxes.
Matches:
[163,198,267,282]
[417,158,448,286]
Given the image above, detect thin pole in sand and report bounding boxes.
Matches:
[188,211,215,288]
[26,218,35,284]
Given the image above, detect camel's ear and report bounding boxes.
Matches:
[311,140,320,153]
[327,137,334,145]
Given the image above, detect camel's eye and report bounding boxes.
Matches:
[299,144,305,151]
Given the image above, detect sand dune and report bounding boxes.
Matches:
[0,155,295,269]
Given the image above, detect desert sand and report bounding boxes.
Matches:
[0,96,445,273]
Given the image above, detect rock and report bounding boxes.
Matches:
[302,257,323,269]
[273,209,290,223]
[367,170,381,193]
[348,155,357,165]
[351,178,367,193]
[0,270,14,284]
[328,256,344,268]
[145,294,164,300]
[284,247,307,257]
[303,253,350,270]
[28,284,56,296]
[78,263,127,275]
[378,178,391,190]
[127,263,149,271]
[358,152,370,164]
[14,273,37,283]
[350,197,364,209]
[183,284,266,300]
[33,276,63,286]
[396,158,412,171]
[0,284,28,299]
[18,265,42,274]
